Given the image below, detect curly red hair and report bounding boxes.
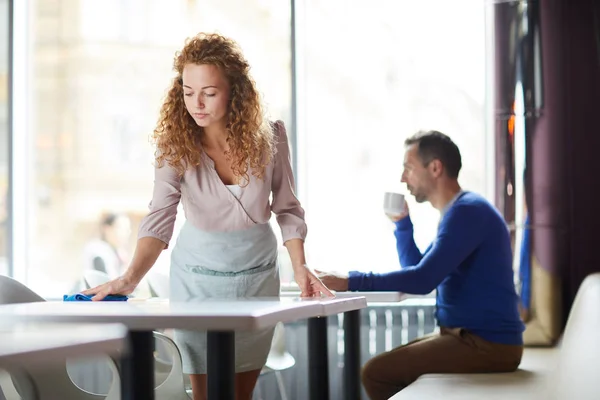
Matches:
[152,33,274,182]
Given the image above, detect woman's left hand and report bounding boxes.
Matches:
[293,265,335,298]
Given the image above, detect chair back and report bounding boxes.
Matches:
[0,275,119,399]
[147,272,170,298]
[0,275,45,304]
[264,322,295,372]
[83,270,111,289]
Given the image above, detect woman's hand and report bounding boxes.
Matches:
[80,275,139,301]
[81,237,166,301]
[293,265,334,298]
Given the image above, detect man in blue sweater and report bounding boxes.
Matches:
[318,130,525,400]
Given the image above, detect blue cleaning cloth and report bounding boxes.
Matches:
[63,293,129,302]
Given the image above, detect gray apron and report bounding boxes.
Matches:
[170,221,280,374]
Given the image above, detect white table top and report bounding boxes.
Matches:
[316,295,370,316]
[280,287,408,303]
[0,296,367,331]
[0,323,127,369]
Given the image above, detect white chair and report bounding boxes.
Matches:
[81,270,190,399]
[0,275,44,304]
[11,356,121,400]
[146,271,170,299]
[153,332,190,400]
[255,322,295,400]
[0,369,25,400]
[0,275,121,400]
[83,270,111,289]
[82,271,190,399]
[0,275,190,400]
[144,271,191,397]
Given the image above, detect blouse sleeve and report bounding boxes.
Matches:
[137,161,182,249]
[270,120,308,242]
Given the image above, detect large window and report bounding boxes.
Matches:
[9,0,490,294]
[18,0,291,297]
[297,1,487,273]
[0,0,8,276]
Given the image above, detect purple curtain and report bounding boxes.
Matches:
[560,0,600,323]
[491,0,600,334]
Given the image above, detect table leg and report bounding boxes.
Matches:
[344,309,362,400]
[207,331,235,400]
[308,316,329,400]
[121,330,154,400]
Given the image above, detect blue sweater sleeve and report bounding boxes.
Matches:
[348,204,489,294]
[394,215,424,267]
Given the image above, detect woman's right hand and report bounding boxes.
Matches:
[82,237,166,300]
[80,275,139,301]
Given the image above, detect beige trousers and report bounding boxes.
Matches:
[361,327,524,400]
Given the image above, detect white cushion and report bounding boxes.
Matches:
[542,273,600,400]
[390,348,558,400]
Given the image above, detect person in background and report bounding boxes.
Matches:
[317,130,525,400]
[82,33,331,400]
[82,212,132,279]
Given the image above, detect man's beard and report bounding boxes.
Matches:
[413,191,427,203]
[408,185,427,203]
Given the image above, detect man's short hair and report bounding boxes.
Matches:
[405,130,462,179]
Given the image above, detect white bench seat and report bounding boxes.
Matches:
[391,272,600,400]
[391,347,558,399]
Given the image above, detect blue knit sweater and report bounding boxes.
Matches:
[349,192,525,345]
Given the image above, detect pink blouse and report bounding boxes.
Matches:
[137,120,307,248]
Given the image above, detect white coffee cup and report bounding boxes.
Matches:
[383,192,406,216]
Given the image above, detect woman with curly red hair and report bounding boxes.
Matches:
[83,33,332,399]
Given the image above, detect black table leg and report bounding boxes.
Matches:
[121,330,154,400]
[308,316,329,400]
[207,331,235,400]
[344,310,362,400]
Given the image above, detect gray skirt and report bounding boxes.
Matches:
[170,221,280,374]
